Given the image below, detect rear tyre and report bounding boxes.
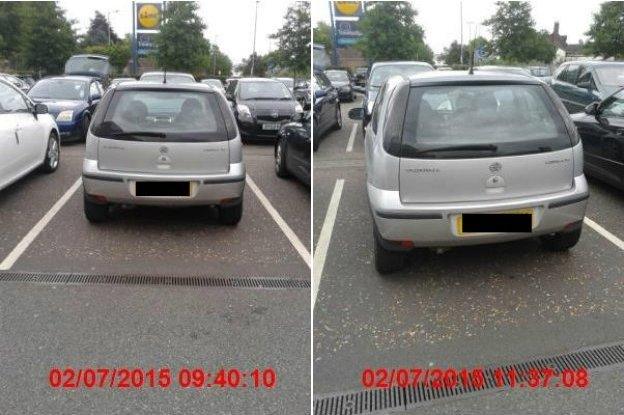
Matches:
[275,138,289,177]
[219,200,243,225]
[540,227,582,251]
[81,115,91,141]
[84,194,109,223]
[40,132,60,173]
[374,227,406,274]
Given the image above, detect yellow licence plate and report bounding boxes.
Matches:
[456,208,534,235]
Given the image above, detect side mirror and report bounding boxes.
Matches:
[584,101,600,116]
[348,107,364,120]
[91,94,101,102]
[314,89,327,99]
[35,103,48,115]
[577,81,591,90]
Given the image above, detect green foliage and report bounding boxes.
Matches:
[20,3,77,75]
[442,41,469,65]
[313,21,332,54]
[356,1,433,63]
[237,53,269,77]
[483,1,555,63]
[585,2,624,59]
[269,2,311,77]
[153,1,210,74]
[0,2,25,63]
[83,11,118,47]
[207,46,233,78]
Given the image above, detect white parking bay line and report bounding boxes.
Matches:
[584,217,624,251]
[0,177,82,271]
[313,179,344,307]
[245,175,311,268]
[346,123,358,152]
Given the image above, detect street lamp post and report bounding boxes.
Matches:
[107,9,119,46]
[251,0,259,76]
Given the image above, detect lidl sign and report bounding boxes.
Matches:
[136,3,162,30]
[334,1,362,18]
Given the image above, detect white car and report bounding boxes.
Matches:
[0,79,60,191]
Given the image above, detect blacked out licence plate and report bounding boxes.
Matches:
[460,213,533,233]
[136,181,191,197]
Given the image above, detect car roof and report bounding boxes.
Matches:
[140,71,194,77]
[114,81,217,92]
[68,54,108,59]
[406,70,541,86]
[41,75,94,82]
[238,77,282,83]
[563,60,624,67]
[371,61,433,69]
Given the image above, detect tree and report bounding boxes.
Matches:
[356,1,433,63]
[483,1,555,63]
[237,53,269,77]
[313,21,332,54]
[83,11,118,47]
[208,45,233,78]
[585,2,624,59]
[21,3,77,75]
[153,1,210,74]
[270,2,310,77]
[442,41,469,65]
[0,2,30,65]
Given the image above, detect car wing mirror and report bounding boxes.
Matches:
[584,101,600,116]
[314,89,327,99]
[348,107,364,120]
[35,103,48,115]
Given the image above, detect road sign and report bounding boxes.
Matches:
[136,3,162,30]
[334,1,362,18]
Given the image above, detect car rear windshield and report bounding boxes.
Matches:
[28,79,87,101]
[369,64,431,87]
[401,84,571,158]
[91,89,227,142]
[594,66,624,87]
[239,82,292,100]
[65,56,108,75]
[325,71,349,82]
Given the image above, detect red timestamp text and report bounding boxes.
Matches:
[48,367,277,389]
[361,367,589,389]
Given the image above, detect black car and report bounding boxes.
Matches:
[313,70,341,151]
[64,54,112,88]
[572,89,624,190]
[275,111,311,186]
[226,78,302,141]
[324,69,354,102]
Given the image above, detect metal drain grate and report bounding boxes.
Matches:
[0,271,310,289]
[314,342,624,414]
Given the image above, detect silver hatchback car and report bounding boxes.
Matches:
[82,82,245,224]
[349,71,589,273]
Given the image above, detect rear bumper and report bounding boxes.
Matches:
[369,175,589,248]
[82,159,245,206]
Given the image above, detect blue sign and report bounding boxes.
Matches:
[335,20,361,47]
[137,32,157,56]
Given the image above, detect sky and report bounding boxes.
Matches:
[313,0,604,54]
[57,0,297,65]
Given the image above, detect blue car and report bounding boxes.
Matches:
[550,61,624,114]
[28,76,103,142]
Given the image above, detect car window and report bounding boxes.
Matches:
[92,89,228,142]
[0,82,28,113]
[89,82,99,97]
[238,82,292,100]
[564,64,580,84]
[371,82,387,134]
[576,69,597,91]
[600,90,624,118]
[555,65,567,81]
[369,64,432,87]
[226,80,238,96]
[401,84,571,158]
[29,79,87,101]
[315,72,331,88]
[594,66,624,87]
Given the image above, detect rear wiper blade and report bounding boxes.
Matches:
[413,144,498,155]
[110,131,167,138]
